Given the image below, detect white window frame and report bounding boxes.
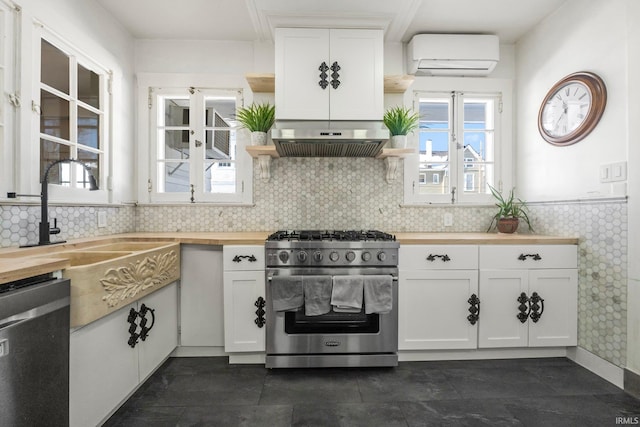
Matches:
[137,73,253,205]
[31,25,110,204]
[403,77,513,205]
[0,1,17,200]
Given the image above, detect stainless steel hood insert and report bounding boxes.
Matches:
[270,122,390,157]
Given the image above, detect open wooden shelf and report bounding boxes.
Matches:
[376,148,415,159]
[245,145,279,158]
[245,73,415,94]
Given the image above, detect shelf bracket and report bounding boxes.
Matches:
[384,157,400,183]
[257,155,271,181]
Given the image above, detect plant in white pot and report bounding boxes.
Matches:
[236,102,275,145]
[383,106,419,148]
[486,184,534,234]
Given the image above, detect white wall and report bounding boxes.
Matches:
[625,0,640,376]
[515,0,628,201]
[13,0,135,203]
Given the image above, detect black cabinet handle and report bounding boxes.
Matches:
[127,308,140,348]
[139,303,156,341]
[233,255,257,263]
[518,253,542,261]
[319,62,329,89]
[517,292,530,323]
[330,61,341,89]
[467,294,480,325]
[254,296,266,328]
[529,292,545,323]
[426,254,451,262]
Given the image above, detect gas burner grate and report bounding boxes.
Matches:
[266,230,396,242]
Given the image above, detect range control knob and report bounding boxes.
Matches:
[361,251,372,262]
[377,251,387,262]
[345,251,356,262]
[329,251,340,262]
[278,251,289,263]
[313,251,323,262]
[297,251,308,262]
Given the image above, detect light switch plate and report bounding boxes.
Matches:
[600,161,627,183]
[97,211,107,228]
[444,213,453,227]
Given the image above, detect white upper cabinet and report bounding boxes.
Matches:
[275,28,384,121]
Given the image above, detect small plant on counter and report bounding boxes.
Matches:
[487,184,534,233]
[236,102,275,132]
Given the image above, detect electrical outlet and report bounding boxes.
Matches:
[97,211,107,228]
[444,213,453,227]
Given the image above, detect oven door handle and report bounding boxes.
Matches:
[267,276,398,282]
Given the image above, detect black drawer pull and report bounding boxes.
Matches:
[518,253,541,261]
[233,255,257,263]
[426,254,451,262]
[517,292,530,323]
[529,292,545,323]
[254,297,266,328]
[467,294,480,325]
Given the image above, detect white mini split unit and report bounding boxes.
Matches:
[407,34,499,76]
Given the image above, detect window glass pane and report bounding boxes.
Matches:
[160,161,190,192]
[41,40,69,94]
[205,129,234,160]
[77,149,99,188]
[78,106,99,149]
[162,98,189,127]
[463,99,495,194]
[40,90,70,140]
[160,129,190,160]
[78,63,100,108]
[40,139,71,184]
[418,97,451,195]
[205,97,237,127]
[204,161,236,193]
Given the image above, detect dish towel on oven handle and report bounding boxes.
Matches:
[303,275,333,316]
[271,275,304,311]
[363,275,393,314]
[331,276,364,310]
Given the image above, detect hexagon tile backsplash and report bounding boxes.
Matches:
[0,158,628,368]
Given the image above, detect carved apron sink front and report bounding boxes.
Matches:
[57,242,181,328]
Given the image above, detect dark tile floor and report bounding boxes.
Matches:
[105,357,640,427]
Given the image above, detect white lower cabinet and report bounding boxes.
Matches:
[223,246,266,352]
[70,282,178,427]
[399,245,479,350]
[478,245,578,348]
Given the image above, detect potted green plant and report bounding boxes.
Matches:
[487,184,534,233]
[236,102,275,145]
[383,106,419,148]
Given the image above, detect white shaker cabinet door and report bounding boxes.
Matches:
[329,29,384,121]
[398,269,479,350]
[527,269,578,347]
[478,269,530,348]
[223,270,266,352]
[275,28,330,120]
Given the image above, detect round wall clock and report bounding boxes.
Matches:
[538,71,607,146]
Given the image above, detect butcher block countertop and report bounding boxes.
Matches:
[0,232,578,284]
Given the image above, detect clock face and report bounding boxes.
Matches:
[538,72,607,146]
[540,82,591,138]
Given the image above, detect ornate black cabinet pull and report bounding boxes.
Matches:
[529,292,545,323]
[518,253,542,261]
[139,303,156,341]
[426,254,451,262]
[330,61,341,89]
[319,62,329,89]
[233,255,257,263]
[467,294,480,325]
[127,308,140,348]
[254,297,266,328]
[517,292,530,323]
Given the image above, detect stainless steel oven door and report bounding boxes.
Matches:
[265,267,398,355]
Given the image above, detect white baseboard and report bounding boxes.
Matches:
[398,347,567,362]
[566,346,624,389]
[171,346,226,357]
[228,353,266,364]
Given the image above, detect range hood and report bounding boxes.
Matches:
[270,121,390,157]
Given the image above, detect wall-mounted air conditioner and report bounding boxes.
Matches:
[407,34,499,76]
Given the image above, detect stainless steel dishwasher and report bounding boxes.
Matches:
[0,273,70,426]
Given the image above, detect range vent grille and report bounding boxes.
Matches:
[275,141,385,157]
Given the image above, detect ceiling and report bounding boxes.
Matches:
[95,0,569,44]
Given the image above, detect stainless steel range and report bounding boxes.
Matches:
[265,230,399,368]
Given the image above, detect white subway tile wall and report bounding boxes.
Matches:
[0,158,628,367]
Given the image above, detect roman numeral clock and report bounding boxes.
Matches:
[538,71,607,146]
